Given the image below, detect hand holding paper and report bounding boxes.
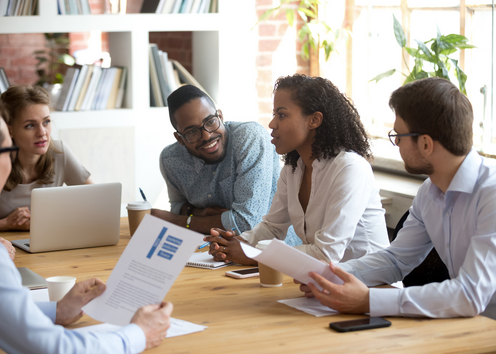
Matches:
[82,214,204,326]
[239,240,343,290]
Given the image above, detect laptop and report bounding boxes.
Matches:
[12,183,121,253]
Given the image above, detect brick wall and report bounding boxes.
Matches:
[254,0,310,128]
[0,33,45,85]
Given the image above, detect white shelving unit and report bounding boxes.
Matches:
[0,0,258,213]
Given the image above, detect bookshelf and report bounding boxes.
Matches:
[0,0,256,213]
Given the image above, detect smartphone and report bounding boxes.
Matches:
[225,267,259,279]
[329,317,391,333]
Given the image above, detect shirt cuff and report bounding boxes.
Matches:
[117,323,146,354]
[369,288,401,317]
[170,202,184,215]
[35,301,57,323]
[221,210,238,234]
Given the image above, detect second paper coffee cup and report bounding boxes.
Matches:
[127,201,152,236]
[256,240,283,287]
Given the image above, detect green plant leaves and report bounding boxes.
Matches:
[370,69,397,83]
[451,58,468,94]
[415,39,433,60]
[393,15,406,48]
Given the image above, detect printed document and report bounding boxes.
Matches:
[240,239,344,290]
[82,214,204,326]
[278,297,339,317]
[72,318,207,338]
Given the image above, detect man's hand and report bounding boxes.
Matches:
[131,302,173,350]
[0,207,31,231]
[55,278,106,326]
[305,263,370,314]
[204,228,257,266]
[0,237,15,261]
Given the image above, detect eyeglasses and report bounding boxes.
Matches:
[388,129,421,146]
[0,145,19,163]
[176,113,221,144]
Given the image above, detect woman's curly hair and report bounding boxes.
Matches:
[273,74,372,171]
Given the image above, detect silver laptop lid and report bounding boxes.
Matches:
[29,183,121,253]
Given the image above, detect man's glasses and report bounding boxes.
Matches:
[388,129,421,146]
[0,145,19,163]
[177,113,221,144]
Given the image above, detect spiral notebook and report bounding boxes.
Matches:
[187,253,232,269]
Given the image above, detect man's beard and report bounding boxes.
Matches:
[190,133,228,165]
[404,160,434,175]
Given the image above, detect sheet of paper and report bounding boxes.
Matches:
[72,318,207,338]
[82,214,204,326]
[29,288,49,302]
[240,239,344,290]
[278,297,339,317]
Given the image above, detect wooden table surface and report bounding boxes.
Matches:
[4,218,496,354]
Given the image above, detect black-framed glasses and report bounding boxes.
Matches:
[176,113,221,144]
[0,145,19,163]
[388,129,421,146]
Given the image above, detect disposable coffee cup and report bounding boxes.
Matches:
[256,240,283,287]
[46,276,76,302]
[127,201,152,236]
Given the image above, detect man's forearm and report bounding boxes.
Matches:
[151,209,224,234]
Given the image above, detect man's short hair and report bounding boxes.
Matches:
[167,85,215,130]
[389,77,473,156]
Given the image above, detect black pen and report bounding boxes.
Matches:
[139,188,147,202]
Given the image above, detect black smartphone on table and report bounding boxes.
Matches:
[329,317,391,333]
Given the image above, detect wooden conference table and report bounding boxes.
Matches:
[4,218,496,354]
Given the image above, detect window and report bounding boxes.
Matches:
[320,0,495,157]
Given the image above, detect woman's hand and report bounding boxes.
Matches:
[204,228,257,266]
[0,207,31,231]
[0,237,15,260]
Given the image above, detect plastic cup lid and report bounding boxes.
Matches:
[256,240,273,250]
[127,201,152,211]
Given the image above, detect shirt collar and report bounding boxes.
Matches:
[446,148,482,194]
[296,156,332,171]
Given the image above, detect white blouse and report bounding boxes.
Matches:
[241,151,390,262]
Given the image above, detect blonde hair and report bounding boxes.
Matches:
[0,84,58,191]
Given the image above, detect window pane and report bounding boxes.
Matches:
[408,0,460,7]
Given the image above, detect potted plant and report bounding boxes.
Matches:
[370,15,475,94]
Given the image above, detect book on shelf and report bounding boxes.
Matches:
[149,44,164,107]
[0,67,10,94]
[158,0,175,14]
[140,0,160,13]
[114,67,127,109]
[57,0,91,15]
[67,64,88,111]
[139,0,215,14]
[4,0,38,16]
[170,59,209,95]
[150,44,171,105]
[148,44,212,107]
[55,65,127,111]
[179,0,193,13]
[55,65,80,111]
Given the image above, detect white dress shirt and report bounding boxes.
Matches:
[241,151,389,262]
[0,245,146,354]
[340,149,496,319]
